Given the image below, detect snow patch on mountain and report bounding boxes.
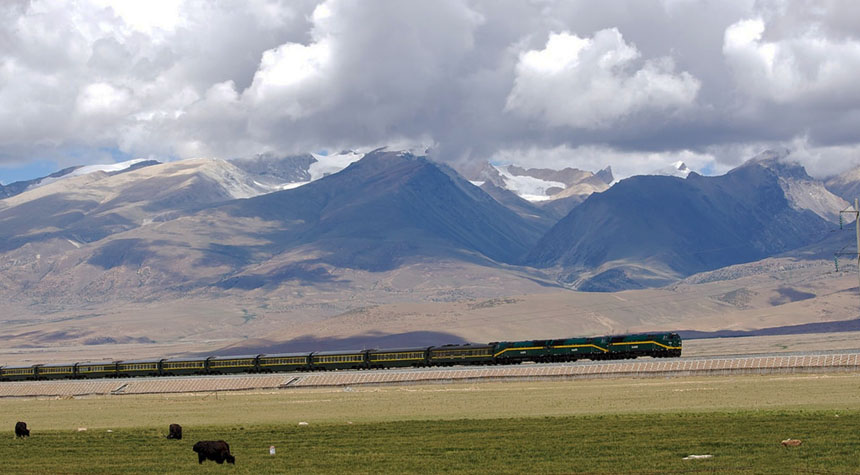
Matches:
[32,159,150,189]
[494,165,566,202]
[309,151,365,181]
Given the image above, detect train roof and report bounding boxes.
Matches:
[208,354,260,360]
[367,346,432,353]
[1,364,36,369]
[312,349,367,356]
[75,361,117,366]
[429,343,493,350]
[162,356,208,362]
[259,352,311,358]
[606,332,673,337]
[117,359,163,364]
[41,362,76,367]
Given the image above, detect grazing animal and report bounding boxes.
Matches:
[15,422,29,438]
[166,423,182,440]
[781,439,802,447]
[193,440,235,464]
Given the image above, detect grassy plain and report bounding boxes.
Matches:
[2,412,859,474]
[1,374,860,472]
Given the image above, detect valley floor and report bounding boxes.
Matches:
[3,260,858,366]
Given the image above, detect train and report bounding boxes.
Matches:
[0,332,681,382]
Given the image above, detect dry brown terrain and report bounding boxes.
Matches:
[2,252,858,365]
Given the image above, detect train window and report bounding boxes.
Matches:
[263,357,305,366]
[80,365,113,372]
[121,363,156,371]
[164,361,204,369]
[4,368,33,375]
[316,355,362,363]
[211,359,253,367]
[41,367,73,374]
[372,352,422,361]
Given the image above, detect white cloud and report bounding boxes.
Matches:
[89,0,184,35]
[192,0,485,155]
[76,82,133,116]
[245,39,333,118]
[783,136,860,179]
[505,29,701,129]
[723,17,860,104]
[3,0,860,183]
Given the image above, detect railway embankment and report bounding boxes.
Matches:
[2,351,859,398]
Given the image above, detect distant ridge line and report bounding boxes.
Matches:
[679,318,860,340]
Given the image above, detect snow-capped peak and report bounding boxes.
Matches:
[652,161,691,178]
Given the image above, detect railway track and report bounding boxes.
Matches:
[2,350,859,398]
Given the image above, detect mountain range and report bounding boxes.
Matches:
[2,147,859,357]
[527,150,846,290]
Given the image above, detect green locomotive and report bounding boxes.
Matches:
[606,333,683,359]
[492,336,612,363]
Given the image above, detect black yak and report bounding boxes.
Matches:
[166,423,182,440]
[193,440,235,464]
[15,421,29,437]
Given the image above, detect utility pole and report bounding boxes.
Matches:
[838,198,860,291]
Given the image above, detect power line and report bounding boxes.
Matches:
[837,199,860,295]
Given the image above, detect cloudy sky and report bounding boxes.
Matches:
[1,0,860,184]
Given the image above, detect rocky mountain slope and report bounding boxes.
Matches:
[0,160,161,199]
[217,151,546,272]
[0,151,551,312]
[745,149,847,223]
[478,182,559,229]
[825,165,860,204]
[0,158,267,252]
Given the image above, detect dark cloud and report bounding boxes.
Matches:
[1,0,860,181]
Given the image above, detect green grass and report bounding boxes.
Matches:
[2,411,858,474]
